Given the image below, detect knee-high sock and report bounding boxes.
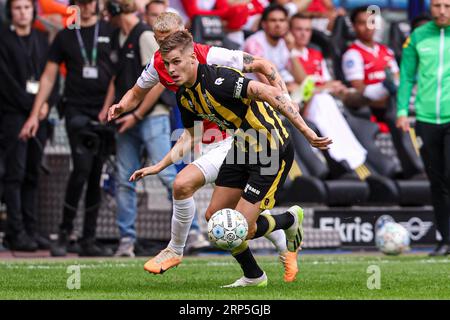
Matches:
[262,210,288,253]
[231,241,264,279]
[253,212,294,239]
[168,197,196,255]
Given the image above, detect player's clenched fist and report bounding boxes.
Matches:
[108,103,125,122]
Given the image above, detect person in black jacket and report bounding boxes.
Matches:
[19,0,115,256]
[0,0,55,251]
[98,0,180,257]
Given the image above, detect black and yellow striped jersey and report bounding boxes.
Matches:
[176,64,290,152]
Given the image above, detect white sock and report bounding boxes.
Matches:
[168,197,196,255]
[262,210,288,254]
[265,230,288,254]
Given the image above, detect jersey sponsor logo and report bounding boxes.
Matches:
[345,60,355,68]
[233,77,245,98]
[367,70,386,81]
[198,113,230,131]
[203,94,215,110]
[215,77,225,85]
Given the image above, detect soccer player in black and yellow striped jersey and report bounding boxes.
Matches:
[130,31,332,287]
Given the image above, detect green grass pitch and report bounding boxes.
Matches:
[0,254,449,299]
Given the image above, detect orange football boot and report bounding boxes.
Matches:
[144,248,182,274]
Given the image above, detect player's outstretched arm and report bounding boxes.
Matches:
[138,82,166,116]
[242,53,294,95]
[108,84,150,122]
[246,80,332,150]
[129,127,200,181]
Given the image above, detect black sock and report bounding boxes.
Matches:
[232,243,264,279]
[252,212,295,239]
[272,211,295,229]
[253,215,270,238]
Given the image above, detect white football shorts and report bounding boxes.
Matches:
[192,136,233,185]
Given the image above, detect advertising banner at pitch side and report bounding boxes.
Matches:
[313,208,438,247]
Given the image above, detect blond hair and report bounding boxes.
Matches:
[153,12,184,33]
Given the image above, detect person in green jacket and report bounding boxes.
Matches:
[397,0,450,256]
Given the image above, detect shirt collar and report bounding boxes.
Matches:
[291,47,309,60]
[354,39,380,56]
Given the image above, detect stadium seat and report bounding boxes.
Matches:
[395,178,431,206]
[343,107,399,177]
[342,105,430,205]
[281,121,369,206]
[384,97,425,178]
[277,154,329,205]
[190,15,240,50]
[389,20,411,64]
[329,15,355,83]
[310,29,332,59]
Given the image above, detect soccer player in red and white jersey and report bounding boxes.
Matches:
[288,14,343,92]
[289,13,368,174]
[342,7,399,111]
[342,6,425,179]
[108,12,300,282]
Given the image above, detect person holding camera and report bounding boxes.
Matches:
[98,0,180,257]
[20,0,115,256]
[0,0,58,251]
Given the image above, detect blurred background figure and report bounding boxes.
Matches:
[342,6,424,179]
[33,0,71,39]
[303,0,345,34]
[103,0,177,257]
[0,0,56,251]
[144,0,166,26]
[0,0,7,23]
[410,12,432,30]
[396,0,450,256]
[168,0,264,48]
[288,13,368,173]
[244,4,306,92]
[20,0,115,257]
[272,0,311,17]
[103,1,209,257]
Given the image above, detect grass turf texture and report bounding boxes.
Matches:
[0,254,449,299]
